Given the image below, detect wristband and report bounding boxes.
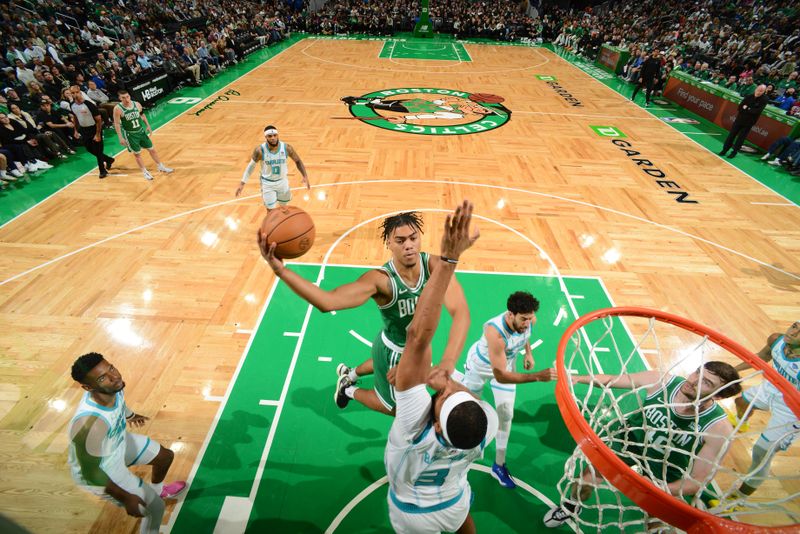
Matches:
[440,256,458,264]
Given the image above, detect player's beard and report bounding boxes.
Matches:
[267,139,279,149]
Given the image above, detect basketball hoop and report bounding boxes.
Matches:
[555,307,800,533]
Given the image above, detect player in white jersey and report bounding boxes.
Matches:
[387,200,497,534]
[726,321,800,500]
[461,291,557,489]
[68,353,186,534]
[235,124,310,209]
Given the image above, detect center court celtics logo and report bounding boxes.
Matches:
[340,88,511,135]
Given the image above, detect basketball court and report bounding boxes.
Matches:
[0,36,798,533]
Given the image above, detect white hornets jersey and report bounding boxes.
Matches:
[470,312,531,368]
[769,336,800,397]
[260,141,289,182]
[68,391,129,486]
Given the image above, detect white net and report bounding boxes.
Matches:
[555,311,800,533]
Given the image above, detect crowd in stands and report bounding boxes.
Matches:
[0,0,298,187]
[2,0,799,188]
[548,0,799,172]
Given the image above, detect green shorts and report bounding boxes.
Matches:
[123,130,153,153]
[372,331,404,411]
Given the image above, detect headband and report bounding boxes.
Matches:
[264,128,278,135]
[440,391,481,448]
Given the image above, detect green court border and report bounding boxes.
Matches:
[167,264,647,533]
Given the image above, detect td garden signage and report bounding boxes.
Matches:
[341,88,511,135]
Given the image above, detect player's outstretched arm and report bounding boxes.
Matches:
[256,233,384,312]
[487,328,556,384]
[112,106,126,146]
[735,332,780,372]
[286,144,310,190]
[572,370,663,390]
[236,146,261,197]
[439,277,470,373]
[396,200,479,390]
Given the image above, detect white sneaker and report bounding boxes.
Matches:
[543,503,579,528]
[25,163,36,172]
[35,160,53,169]
[158,165,174,173]
[143,170,154,181]
[760,153,772,160]
[10,169,23,178]
[768,158,782,166]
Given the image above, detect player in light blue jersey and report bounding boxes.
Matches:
[68,353,186,534]
[727,321,800,500]
[387,200,497,534]
[235,125,310,210]
[461,291,557,489]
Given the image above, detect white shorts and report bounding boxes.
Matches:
[388,487,471,534]
[260,177,291,209]
[744,383,800,450]
[80,432,161,498]
[461,348,517,403]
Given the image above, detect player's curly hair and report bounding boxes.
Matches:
[507,291,540,314]
[446,400,488,450]
[71,352,104,384]
[704,361,742,399]
[380,212,424,244]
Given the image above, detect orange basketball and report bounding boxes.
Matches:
[260,206,315,259]
[469,93,505,104]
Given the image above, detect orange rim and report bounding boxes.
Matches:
[555,306,800,533]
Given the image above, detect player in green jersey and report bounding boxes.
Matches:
[113,89,173,181]
[257,211,470,415]
[544,362,741,528]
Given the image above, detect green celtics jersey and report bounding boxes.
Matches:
[378,252,432,347]
[117,102,145,134]
[611,375,726,482]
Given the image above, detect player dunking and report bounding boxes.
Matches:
[236,125,310,210]
[386,199,496,534]
[113,89,173,181]
[544,362,740,528]
[460,291,557,489]
[68,353,186,534]
[257,211,470,415]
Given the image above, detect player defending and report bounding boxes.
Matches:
[257,211,470,415]
[235,125,310,210]
[113,89,173,181]
[724,321,800,501]
[68,353,186,534]
[544,362,741,528]
[461,291,557,489]
[387,199,497,534]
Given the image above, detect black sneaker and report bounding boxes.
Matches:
[99,171,108,179]
[106,157,115,170]
[726,151,737,159]
[335,375,350,409]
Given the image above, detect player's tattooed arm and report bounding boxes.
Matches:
[235,146,262,197]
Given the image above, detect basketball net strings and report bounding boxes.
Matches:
[559,315,800,530]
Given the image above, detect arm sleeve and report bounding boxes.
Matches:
[388,384,432,447]
[241,159,257,183]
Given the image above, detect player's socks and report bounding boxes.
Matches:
[345,386,357,399]
[348,369,359,383]
[496,448,506,465]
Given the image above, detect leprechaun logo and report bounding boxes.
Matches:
[340,88,511,135]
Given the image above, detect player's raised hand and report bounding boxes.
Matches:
[440,200,479,261]
[256,229,285,274]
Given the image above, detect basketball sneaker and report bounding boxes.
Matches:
[336,363,353,386]
[143,170,154,181]
[544,501,579,528]
[158,164,174,173]
[725,409,749,433]
[335,374,350,409]
[160,481,187,499]
[491,463,517,489]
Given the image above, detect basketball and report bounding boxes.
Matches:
[260,206,315,259]
[469,93,505,104]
